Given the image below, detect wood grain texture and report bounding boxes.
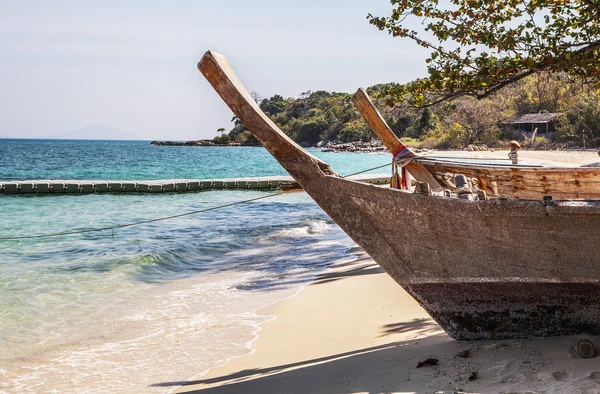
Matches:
[352,88,406,155]
[352,88,443,190]
[420,160,600,199]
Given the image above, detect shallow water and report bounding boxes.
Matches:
[0,140,390,393]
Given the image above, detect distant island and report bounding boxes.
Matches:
[43,125,141,140]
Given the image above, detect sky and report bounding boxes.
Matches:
[0,0,431,140]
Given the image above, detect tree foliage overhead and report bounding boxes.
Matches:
[368,0,600,107]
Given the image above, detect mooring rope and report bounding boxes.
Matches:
[341,162,391,177]
[0,163,392,241]
[0,193,283,241]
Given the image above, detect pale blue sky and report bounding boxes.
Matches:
[0,0,429,140]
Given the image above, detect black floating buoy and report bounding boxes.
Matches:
[577,339,596,358]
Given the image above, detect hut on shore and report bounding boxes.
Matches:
[501,113,563,139]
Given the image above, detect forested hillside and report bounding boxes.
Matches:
[214,73,600,149]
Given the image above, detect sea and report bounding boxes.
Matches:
[0,139,391,393]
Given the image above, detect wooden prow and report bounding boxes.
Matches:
[353,88,443,190]
[198,51,337,185]
[353,88,407,156]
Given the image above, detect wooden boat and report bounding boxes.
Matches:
[353,87,600,200]
[199,50,600,340]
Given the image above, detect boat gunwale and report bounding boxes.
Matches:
[325,174,600,206]
[416,157,600,171]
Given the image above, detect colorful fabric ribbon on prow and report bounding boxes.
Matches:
[391,146,414,190]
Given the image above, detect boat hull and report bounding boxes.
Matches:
[304,175,600,339]
[199,50,600,340]
[407,282,600,339]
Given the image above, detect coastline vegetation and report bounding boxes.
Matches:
[215,74,600,149]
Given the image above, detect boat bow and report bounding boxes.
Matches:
[198,51,337,187]
[198,50,600,340]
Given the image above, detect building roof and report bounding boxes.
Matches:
[501,113,563,124]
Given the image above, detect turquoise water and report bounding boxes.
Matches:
[0,139,390,180]
[0,139,391,393]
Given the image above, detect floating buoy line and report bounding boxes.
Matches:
[0,163,392,242]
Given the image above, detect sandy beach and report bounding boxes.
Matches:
[173,251,600,393]
[424,148,600,166]
[167,151,600,394]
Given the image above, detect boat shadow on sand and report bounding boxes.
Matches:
[152,333,600,393]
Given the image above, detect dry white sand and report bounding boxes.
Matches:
[423,148,600,166]
[174,151,600,394]
[175,251,600,394]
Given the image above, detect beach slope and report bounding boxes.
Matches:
[174,248,600,393]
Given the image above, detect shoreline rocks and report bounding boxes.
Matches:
[466,144,490,152]
[321,140,387,153]
[150,140,243,147]
[149,139,389,152]
[151,139,589,153]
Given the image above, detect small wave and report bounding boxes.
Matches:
[263,220,332,241]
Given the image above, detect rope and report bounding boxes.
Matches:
[0,193,282,241]
[340,162,391,178]
[0,164,392,241]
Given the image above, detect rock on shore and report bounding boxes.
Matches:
[150,140,242,146]
[150,139,386,151]
[321,140,387,153]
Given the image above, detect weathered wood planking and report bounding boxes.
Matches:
[421,160,600,199]
[199,50,600,340]
[352,88,443,191]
